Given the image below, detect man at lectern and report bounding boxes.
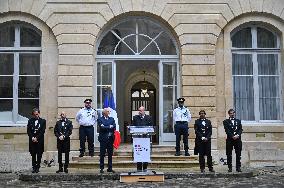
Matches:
[132,106,153,172]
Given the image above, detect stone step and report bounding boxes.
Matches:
[82,150,191,156]
[72,155,198,162]
[69,160,200,169]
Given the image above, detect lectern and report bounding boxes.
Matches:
[120,126,164,183]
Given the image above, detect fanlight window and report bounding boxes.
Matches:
[97,18,177,55]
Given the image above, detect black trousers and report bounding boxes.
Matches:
[198,140,213,170]
[58,151,69,169]
[226,138,242,169]
[31,153,42,169]
[99,140,113,170]
[79,126,94,154]
[175,122,189,152]
[137,162,148,171]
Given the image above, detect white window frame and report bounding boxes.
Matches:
[0,24,41,125]
[231,26,282,123]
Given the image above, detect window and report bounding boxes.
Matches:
[0,23,41,124]
[231,26,281,121]
[97,18,177,56]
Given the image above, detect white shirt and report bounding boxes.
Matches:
[173,106,191,122]
[76,107,97,126]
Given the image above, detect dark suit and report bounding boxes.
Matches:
[223,118,243,170]
[27,117,46,171]
[97,116,116,170]
[54,119,73,170]
[133,114,153,171]
[194,118,213,170]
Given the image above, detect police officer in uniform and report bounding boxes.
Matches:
[54,111,73,173]
[76,99,97,157]
[194,110,214,173]
[27,108,46,173]
[132,106,153,172]
[97,108,116,173]
[223,109,243,172]
[173,98,191,156]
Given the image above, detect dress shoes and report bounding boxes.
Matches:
[107,169,115,173]
[236,168,242,172]
[56,168,63,173]
[175,152,181,156]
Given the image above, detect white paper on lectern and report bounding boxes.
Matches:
[133,137,151,162]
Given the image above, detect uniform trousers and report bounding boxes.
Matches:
[58,151,69,169]
[226,138,242,169]
[79,126,94,154]
[197,140,213,170]
[32,152,42,170]
[174,122,189,152]
[99,139,114,170]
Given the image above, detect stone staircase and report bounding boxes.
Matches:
[69,144,199,169]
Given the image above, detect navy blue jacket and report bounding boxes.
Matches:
[97,116,116,142]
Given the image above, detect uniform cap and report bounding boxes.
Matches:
[84,99,92,103]
[177,97,185,102]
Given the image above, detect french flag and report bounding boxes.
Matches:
[103,90,119,131]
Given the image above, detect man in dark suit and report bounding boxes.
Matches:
[194,110,214,173]
[223,109,243,172]
[132,106,153,172]
[54,111,73,173]
[97,108,116,173]
[27,108,46,173]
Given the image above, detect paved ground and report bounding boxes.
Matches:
[1,166,284,187]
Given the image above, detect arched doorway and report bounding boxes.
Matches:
[95,16,179,145]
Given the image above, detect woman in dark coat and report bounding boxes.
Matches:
[54,111,73,173]
[27,108,46,173]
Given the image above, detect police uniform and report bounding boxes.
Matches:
[173,98,191,156]
[27,117,46,173]
[97,115,116,172]
[75,99,97,157]
[223,117,243,172]
[194,117,213,172]
[133,114,153,171]
[54,118,73,173]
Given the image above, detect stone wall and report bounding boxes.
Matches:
[0,0,283,166]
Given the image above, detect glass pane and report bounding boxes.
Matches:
[97,86,109,109]
[163,86,177,133]
[138,19,160,39]
[97,31,119,55]
[18,76,40,98]
[113,20,136,38]
[257,27,277,48]
[155,32,176,55]
[0,100,13,121]
[0,54,14,75]
[123,35,136,54]
[163,63,177,85]
[233,76,254,120]
[0,77,13,98]
[18,99,39,120]
[232,54,253,75]
[258,54,278,75]
[0,25,15,47]
[97,63,112,85]
[20,27,41,47]
[19,54,40,75]
[140,41,159,55]
[259,76,280,120]
[232,27,252,48]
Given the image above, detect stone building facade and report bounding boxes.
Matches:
[0,0,284,169]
